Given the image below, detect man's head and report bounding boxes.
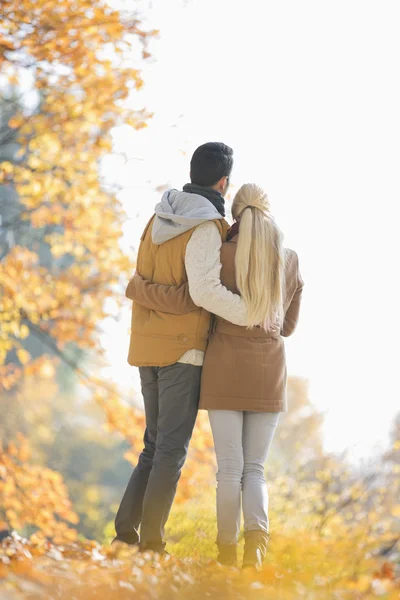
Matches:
[190,142,233,196]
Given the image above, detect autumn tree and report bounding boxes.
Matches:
[0,433,79,543]
[0,1,158,537]
[0,0,156,389]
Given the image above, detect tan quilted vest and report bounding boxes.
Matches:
[128,216,230,367]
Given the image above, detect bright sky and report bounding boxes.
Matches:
[101,0,400,460]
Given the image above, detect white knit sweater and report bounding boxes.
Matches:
[177,222,247,367]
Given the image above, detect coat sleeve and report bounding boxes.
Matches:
[281,255,304,337]
[125,273,198,315]
[185,222,248,326]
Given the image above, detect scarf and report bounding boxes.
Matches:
[182,183,225,217]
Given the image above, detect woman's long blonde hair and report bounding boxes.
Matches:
[232,183,285,331]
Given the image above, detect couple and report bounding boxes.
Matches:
[113,142,303,570]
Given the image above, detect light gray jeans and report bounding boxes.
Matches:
[208,410,280,545]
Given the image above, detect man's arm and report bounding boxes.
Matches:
[125,273,197,315]
[185,222,248,326]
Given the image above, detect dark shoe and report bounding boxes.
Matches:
[242,530,269,571]
[139,541,167,555]
[217,543,238,567]
[139,547,170,558]
[0,530,11,542]
[112,532,139,546]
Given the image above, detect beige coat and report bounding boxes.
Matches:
[199,235,303,413]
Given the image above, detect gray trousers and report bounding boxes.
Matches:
[208,410,280,545]
[115,363,201,551]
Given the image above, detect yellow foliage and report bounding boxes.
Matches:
[16,349,31,365]
[0,0,156,387]
[0,436,79,543]
[0,521,400,599]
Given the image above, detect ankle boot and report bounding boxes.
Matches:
[242,530,269,571]
[217,543,238,566]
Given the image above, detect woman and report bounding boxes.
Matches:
[129,183,303,569]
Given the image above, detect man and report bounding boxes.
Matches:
[114,142,247,553]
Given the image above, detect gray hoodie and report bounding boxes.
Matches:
[152,189,223,246]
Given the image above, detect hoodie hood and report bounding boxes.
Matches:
[152,189,223,245]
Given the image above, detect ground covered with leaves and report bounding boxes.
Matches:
[2,421,400,599]
[1,513,400,600]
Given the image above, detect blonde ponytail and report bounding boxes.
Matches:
[232,183,285,330]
